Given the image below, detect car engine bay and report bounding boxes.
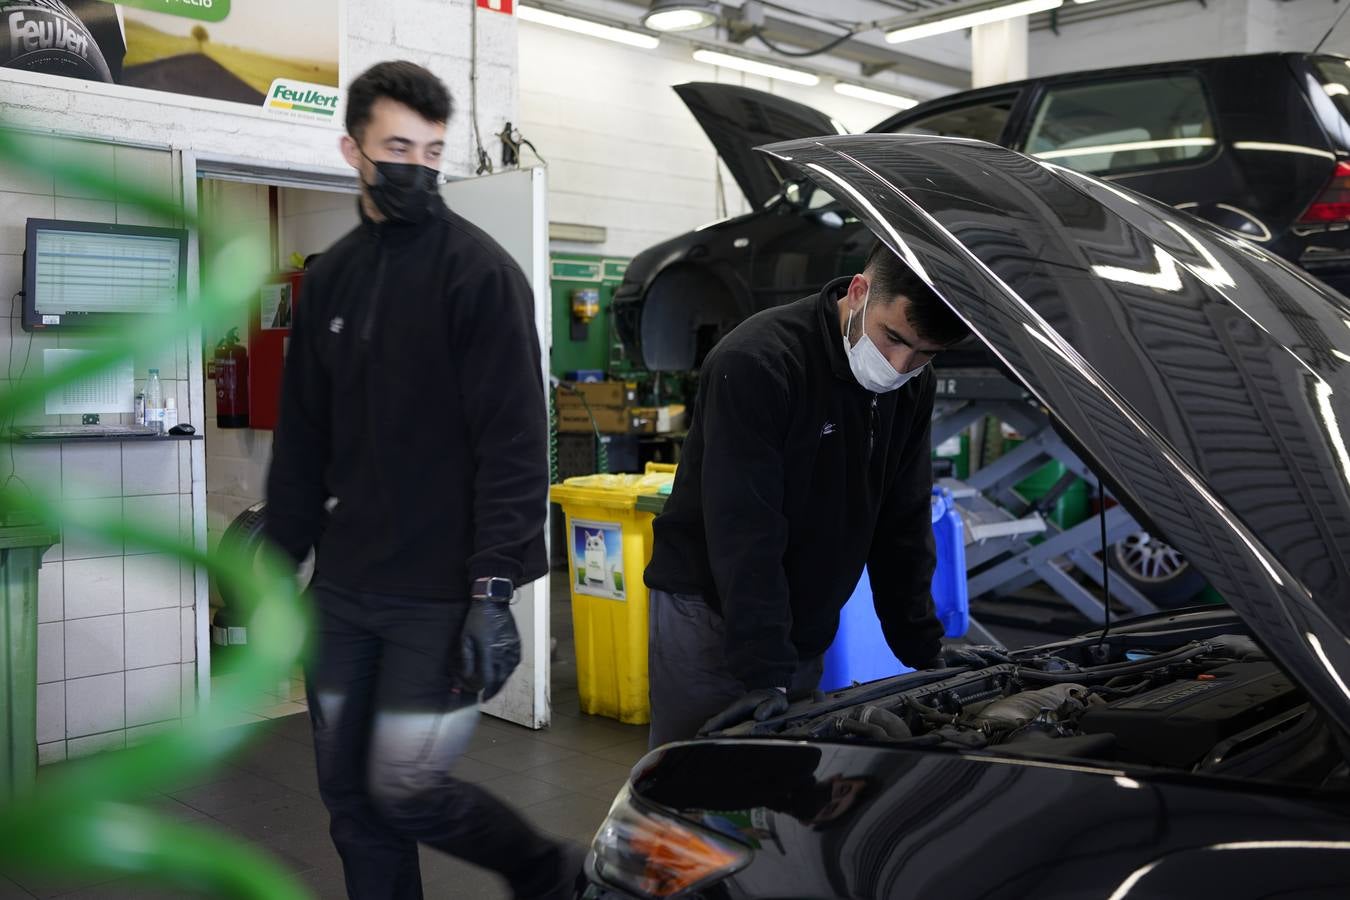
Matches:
[741,629,1349,788]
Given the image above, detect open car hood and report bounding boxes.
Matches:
[758,134,1350,734]
[674,82,843,209]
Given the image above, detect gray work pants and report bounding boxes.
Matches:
[647,589,823,750]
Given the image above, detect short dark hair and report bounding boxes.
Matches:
[345,61,452,139]
[865,241,969,346]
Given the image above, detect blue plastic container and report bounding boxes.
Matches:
[569,369,605,383]
[820,487,969,691]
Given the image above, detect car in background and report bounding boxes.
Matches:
[580,133,1350,900]
[615,53,1350,374]
[616,53,1350,607]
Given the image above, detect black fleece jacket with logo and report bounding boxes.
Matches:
[264,198,548,598]
[645,277,942,688]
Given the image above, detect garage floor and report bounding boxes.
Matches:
[2,572,648,900]
[3,574,1056,899]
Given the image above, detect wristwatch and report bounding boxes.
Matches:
[471,576,515,603]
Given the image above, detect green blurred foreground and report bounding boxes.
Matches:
[0,126,313,899]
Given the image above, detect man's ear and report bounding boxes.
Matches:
[339,134,361,171]
[845,273,870,311]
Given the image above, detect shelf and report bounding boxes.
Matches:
[8,433,203,445]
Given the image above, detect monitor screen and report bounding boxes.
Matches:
[23,219,187,331]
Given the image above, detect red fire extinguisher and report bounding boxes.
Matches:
[215,328,250,429]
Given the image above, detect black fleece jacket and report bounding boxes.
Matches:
[645,277,942,688]
[264,197,548,598]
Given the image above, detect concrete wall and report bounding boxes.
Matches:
[1030,0,1346,78]
[0,0,518,180]
[518,20,927,259]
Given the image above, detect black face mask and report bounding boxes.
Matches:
[360,151,440,225]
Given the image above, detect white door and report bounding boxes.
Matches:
[440,168,551,729]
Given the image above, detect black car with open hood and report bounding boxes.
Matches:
[579,135,1350,900]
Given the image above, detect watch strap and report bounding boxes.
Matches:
[471,576,515,602]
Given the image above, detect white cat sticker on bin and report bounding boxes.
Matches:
[584,531,608,584]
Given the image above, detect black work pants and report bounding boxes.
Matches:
[647,589,823,750]
[305,581,563,899]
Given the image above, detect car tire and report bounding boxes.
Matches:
[1110,531,1207,609]
[216,502,315,609]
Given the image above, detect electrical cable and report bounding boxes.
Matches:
[517,136,547,167]
[1097,478,1112,651]
[554,381,609,474]
[498,122,548,169]
[548,392,559,485]
[750,25,860,58]
[753,0,861,30]
[469,2,494,176]
[1316,2,1350,54]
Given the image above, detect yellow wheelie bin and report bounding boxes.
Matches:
[549,463,675,724]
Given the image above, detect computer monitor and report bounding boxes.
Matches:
[22,219,187,332]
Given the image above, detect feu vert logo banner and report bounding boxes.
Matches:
[265,78,341,121]
[2,0,341,115]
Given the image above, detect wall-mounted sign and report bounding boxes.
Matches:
[1,0,342,116]
[477,0,514,13]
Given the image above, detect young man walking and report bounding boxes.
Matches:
[266,61,577,899]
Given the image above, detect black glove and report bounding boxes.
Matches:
[460,599,522,702]
[699,688,789,736]
[938,644,1012,669]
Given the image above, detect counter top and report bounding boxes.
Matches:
[8,433,203,445]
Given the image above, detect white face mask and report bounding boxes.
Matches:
[843,290,924,394]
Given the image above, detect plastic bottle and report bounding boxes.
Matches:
[163,398,178,433]
[145,369,164,434]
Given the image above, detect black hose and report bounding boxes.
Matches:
[1018,643,1211,684]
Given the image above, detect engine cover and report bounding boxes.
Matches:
[1078,661,1300,767]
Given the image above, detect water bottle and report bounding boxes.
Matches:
[146,369,164,434]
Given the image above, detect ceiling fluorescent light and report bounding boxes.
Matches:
[643,0,719,32]
[886,0,1063,44]
[518,5,660,49]
[834,82,919,110]
[692,49,820,86]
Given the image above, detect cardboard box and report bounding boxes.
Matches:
[555,381,638,409]
[558,405,633,434]
[630,404,687,434]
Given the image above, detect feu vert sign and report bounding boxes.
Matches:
[265,79,341,121]
[96,0,232,23]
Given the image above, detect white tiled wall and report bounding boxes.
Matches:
[29,453,200,758]
[0,135,205,762]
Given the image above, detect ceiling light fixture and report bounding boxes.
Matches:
[834,82,919,110]
[691,49,820,86]
[885,0,1063,44]
[518,5,660,49]
[643,0,719,33]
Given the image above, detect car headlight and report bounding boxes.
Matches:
[592,785,752,898]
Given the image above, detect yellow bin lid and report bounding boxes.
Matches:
[549,463,676,512]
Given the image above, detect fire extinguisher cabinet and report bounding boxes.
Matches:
[247,271,305,431]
